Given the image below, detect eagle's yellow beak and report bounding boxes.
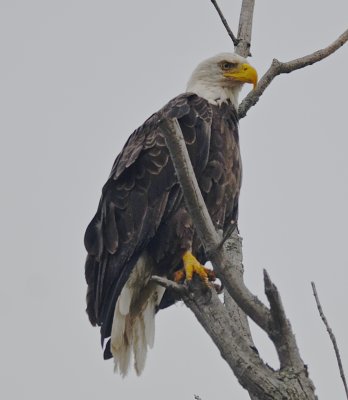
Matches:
[223,63,258,89]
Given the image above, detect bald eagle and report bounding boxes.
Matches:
[84,53,257,376]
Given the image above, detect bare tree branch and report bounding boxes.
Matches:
[209,0,255,57]
[158,118,222,250]
[223,232,256,350]
[209,1,347,120]
[238,28,348,118]
[158,116,296,349]
[210,0,239,46]
[236,0,255,57]
[264,270,307,371]
[155,4,347,400]
[311,282,348,399]
[158,118,272,334]
[208,4,262,397]
[223,233,260,400]
[151,275,187,295]
[176,273,311,399]
[159,116,317,399]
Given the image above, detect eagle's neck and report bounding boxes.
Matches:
[186,80,241,108]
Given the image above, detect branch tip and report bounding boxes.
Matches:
[151,275,187,296]
[159,100,316,397]
[263,270,287,329]
[210,0,239,46]
[263,269,275,294]
[312,282,348,399]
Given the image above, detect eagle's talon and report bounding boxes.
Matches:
[182,251,212,285]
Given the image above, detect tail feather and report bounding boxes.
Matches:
[110,254,166,376]
[110,302,126,352]
[133,317,147,376]
[118,285,133,316]
[143,302,155,349]
[113,336,132,377]
[110,283,165,375]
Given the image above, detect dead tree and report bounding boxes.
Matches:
[151,1,348,399]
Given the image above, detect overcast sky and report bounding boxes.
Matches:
[1,1,347,399]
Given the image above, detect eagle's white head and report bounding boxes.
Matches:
[186,52,258,108]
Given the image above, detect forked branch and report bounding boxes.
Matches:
[238,28,348,118]
[209,2,348,119]
[160,2,348,398]
[159,116,316,399]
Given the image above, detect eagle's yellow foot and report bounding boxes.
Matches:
[172,252,215,284]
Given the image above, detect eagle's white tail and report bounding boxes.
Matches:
[110,255,165,376]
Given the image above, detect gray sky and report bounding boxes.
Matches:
[1,1,347,399]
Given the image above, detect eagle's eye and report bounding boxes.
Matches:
[221,62,237,70]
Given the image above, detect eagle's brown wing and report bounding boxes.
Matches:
[84,93,213,345]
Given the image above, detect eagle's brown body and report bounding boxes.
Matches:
[85,92,242,370]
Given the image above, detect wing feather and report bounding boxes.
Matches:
[84,93,213,344]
